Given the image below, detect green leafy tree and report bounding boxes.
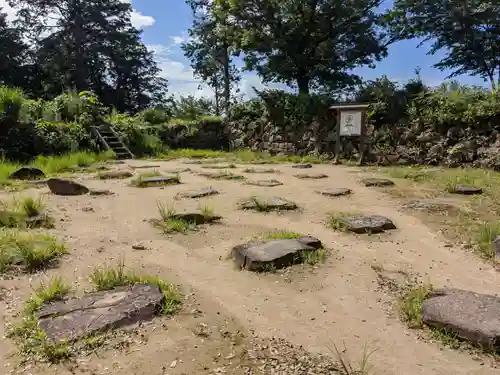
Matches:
[182,0,240,114]
[386,0,500,90]
[172,95,215,120]
[213,0,389,95]
[8,0,168,111]
[0,7,27,87]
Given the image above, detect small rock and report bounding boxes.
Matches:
[243,179,283,187]
[492,236,500,261]
[361,178,395,187]
[97,170,133,179]
[422,288,500,350]
[342,215,396,234]
[452,184,483,195]
[9,167,45,180]
[132,243,148,251]
[294,173,328,179]
[177,187,219,199]
[291,163,313,169]
[47,178,89,196]
[194,323,212,337]
[238,196,297,211]
[316,188,352,197]
[231,237,322,271]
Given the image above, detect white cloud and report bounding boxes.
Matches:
[0,0,16,22]
[170,33,190,45]
[130,10,155,29]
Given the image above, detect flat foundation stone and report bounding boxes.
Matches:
[342,215,396,234]
[177,187,219,199]
[361,178,394,187]
[452,184,483,195]
[402,200,454,211]
[47,178,89,196]
[98,170,133,179]
[422,288,500,349]
[37,284,163,343]
[134,176,180,187]
[291,163,312,169]
[294,173,328,179]
[232,237,322,271]
[238,196,297,211]
[171,212,221,225]
[316,188,352,197]
[244,179,283,187]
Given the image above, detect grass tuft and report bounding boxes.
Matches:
[398,283,433,329]
[90,260,182,315]
[329,341,378,375]
[200,171,246,181]
[131,172,179,187]
[327,211,355,231]
[0,196,53,229]
[0,231,68,273]
[154,201,219,234]
[9,277,71,363]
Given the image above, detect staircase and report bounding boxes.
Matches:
[91,124,134,160]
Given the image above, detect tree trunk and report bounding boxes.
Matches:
[222,46,230,114]
[297,76,310,95]
[213,74,221,116]
[71,0,85,92]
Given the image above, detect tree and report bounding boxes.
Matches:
[386,0,500,90]
[182,0,240,114]
[213,0,389,95]
[172,95,215,120]
[8,0,168,111]
[0,7,27,87]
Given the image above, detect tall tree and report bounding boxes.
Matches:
[182,0,240,114]
[386,0,500,90]
[0,7,27,87]
[213,0,389,95]
[8,0,168,112]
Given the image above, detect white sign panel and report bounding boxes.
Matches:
[339,110,362,136]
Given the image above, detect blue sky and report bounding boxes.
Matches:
[0,0,490,98]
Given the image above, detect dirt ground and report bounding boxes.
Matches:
[2,159,500,375]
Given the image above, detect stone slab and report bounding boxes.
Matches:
[232,237,322,271]
[177,187,219,199]
[9,167,45,180]
[343,215,396,234]
[243,179,283,187]
[291,164,312,169]
[98,170,133,179]
[47,178,89,196]
[171,212,222,225]
[294,173,328,179]
[316,188,352,197]
[402,200,454,211]
[452,184,483,195]
[135,176,180,187]
[422,288,500,349]
[361,178,394,187]
[238,196,297,211]
[37,284,163,343]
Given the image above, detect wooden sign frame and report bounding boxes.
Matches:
[330,103,370,165]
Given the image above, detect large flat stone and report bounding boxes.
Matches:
[422,288,500,349]
[291,163,312,169]
[402,200,454,212]
[293,173,328,179]
[232,237,322,271]
[361,178,394,187]
[97,170,133,179]
[9,167,45,180]
[134,176,180,187]
[238,196,297,211]
[171,212,222,225]
[47,178,89,196]
[177,187,219,199]
[342,215,396,234]
[37,284,163,343]
[452,184,483,195]
[316,188,352,197]
[244,179,283,187]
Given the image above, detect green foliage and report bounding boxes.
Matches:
[0,86,25,122]
[386,0,500,90]
[171,95,216,120]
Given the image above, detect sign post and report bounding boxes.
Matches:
[330,103,370,165]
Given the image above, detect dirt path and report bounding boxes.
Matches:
[2,160,500,375]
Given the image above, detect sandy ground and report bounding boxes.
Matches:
[2,159,500,375]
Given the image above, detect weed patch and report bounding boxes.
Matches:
[398,283,433,329]
[199,171,246,181]
[0,196,53,229]
[90,260,181,315]
[0,231,67,273]
[327,211,357,231]
[131,172,180,187]
[153,201,221,234]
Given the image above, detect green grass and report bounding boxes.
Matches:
[90,260,182,315]
[0,230,68,273]
[8,277,71,363]
[398,283,433,329]
[261,230,302,240]
[0,196,53,229]
[326,211,356,231]
[329,341,378,375]
[0,151,115,189]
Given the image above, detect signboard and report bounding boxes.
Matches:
[339,110,362,136]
